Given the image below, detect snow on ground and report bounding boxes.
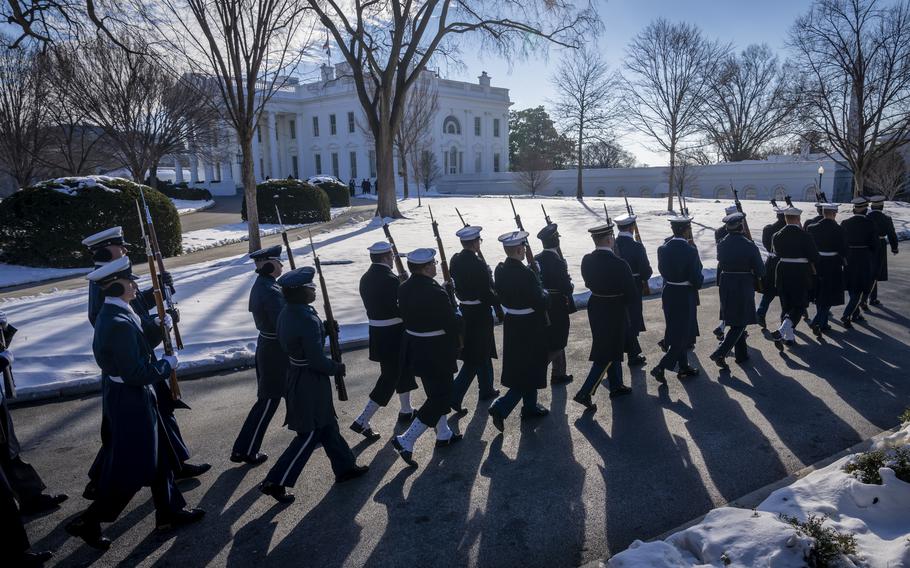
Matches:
[171,198,215,215]
[0,265,92,289]
[609,422,910,567]
[3,195,909,397]
[180,207,350,253]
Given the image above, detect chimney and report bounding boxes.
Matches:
[478,71,491,87]
[321,64,335,82]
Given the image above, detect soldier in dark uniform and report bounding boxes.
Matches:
[450,226,502,413]
[865,195,900,307]
[351,242,418,440]
[770,206,820,349]
[573,223,637,410]
[392,249,463,467]
[260,267,368,502]
[711,205,740,340]
[1,461,54,566]
[709,213,765,369]
[488,231,550,432]
[803,201,824,230]
[614,213,653,366]
[756,206,787,328]
[230,246,287,465]
[841,197,878,327]
[535,223,576,385]
[66,258,204,550]
[650,215,703,383]
[806,203,846,336]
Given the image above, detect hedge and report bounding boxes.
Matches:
[149,179,213,201]
[314,180,351,207]
[0,177,181,268]
[241,179,330,224]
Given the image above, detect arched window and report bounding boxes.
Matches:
[449,146,458,174]
[443,116,461,135]
[640,187,652,198]
[555,189,564,196]
[773,186,787,201]
[597,188,606,197]
[715,187,731,199]
[745,187,758,200]
[804,186,817,201]
[617,187,626,197]
[690,187,701,198]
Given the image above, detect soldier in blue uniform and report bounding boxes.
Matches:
[651,215,704,383]
[711,205,740,339]
[709,213,765,369]
[614,213,653,366]
[534,223,576,385]
[81,227,209,499]
[769,206,819,349]
[351,242,418,441]
[806,203,846,336]
[573,222,637,410]
[865,195,900,307]
[1,459,54,566]
[841,197,878,326]
[756,205,786,328]
[488,232,550,432]
[449,227,502,413]
[230,246,288,465]
[803,201,824,230]
[392,249,463,467]
[66,258,204,550]
[260,267,368,503]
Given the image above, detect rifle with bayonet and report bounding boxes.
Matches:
[428,206,457,308]
[381,222,408,281]
[308,230,348,401]
[455,207,486,264]
[540,204,564,259]
[139,189,182,349]
[731,184,754,241]
[1,326,14,399]
[623,195,645,245]
[274,200,296,270]
[508,196,540,275]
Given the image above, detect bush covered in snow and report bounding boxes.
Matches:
[240,179,330,224]
[151,179,213,201]
[312,180,351,207]
[0,176,181,267]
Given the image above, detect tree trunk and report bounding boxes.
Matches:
[240,132,261,252]
[149,162,159,189]
[853,168,864,198]
[374,120,401,218]
[401,163,410,199]
[576,126,584,200]
[667,145,676,212]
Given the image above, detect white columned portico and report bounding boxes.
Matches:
[267,111,280,178]
[220,161,232,183]
[204,161,215,183]
[190,155,199,183]
[296,112,306,178]
[174,157,184,183]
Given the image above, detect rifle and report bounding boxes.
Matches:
[0,328,14,399]
[812,181,822,204]
[624,195,635,216]
[274,200,297,270]
[540,204,565,259]
[381,222,408,281]
[508,196,540,275]
[731,186,754,241]
[136,199,182,402]
[603,203,611,224]
[455,207,486,263]
[428,206,457,307]
[308,230,348,401]
[139,188,183,350]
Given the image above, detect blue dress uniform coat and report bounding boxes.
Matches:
[841,214,877,294]
[494,258,550,390]
[772,225,820,313]
[760,217,786,293]
[807,219,847,307]
[534,249,576,352]
[657,238,704,348]
[581,249,638,363]
[249,274,289,399]
[450,250,499,363]
[717,234,765,326]
[867,209,899,281]
[614,233,653,333]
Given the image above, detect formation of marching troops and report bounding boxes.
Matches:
[1,194,901,563]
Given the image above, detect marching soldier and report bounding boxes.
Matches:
[260,267,368,503]
[650,215,703,383]
[230,246,287,465]
[573,222,637,410]
[806,203,846,336]
[450,227,502,413]
[66,258,204,550]
[712,205,740,340]
[803,201,824,230]
[351,242,418,440]
[770,205,820,349]
[2,464,54,566]
[756,205,787,328]
[865,195,900,307]
[841,197,878,327]
[488,232,550,432]
[535,223,576,385]
[709,213,764,369]
[614,213,653,366]
[392,249,463,467]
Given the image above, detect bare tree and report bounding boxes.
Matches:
[583,139,636,168]
[702,44,800,162]
[414,147,441,196]
[790,0,910,196]
[666,153,700,199]
[0,38,50,187]
[622,19,728,211]
[394,73,439,199]
[310,0,600,218]
[515,150,551,197]
[549,47,619,199]
[866,147,908,199]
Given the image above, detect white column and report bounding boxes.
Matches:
[267,111,280,178]
[190,155,199,183]
[296,112,307,178]
[204,161,214,183]
[174,156,184,183]
[221,160,232,182]
[252,122,263,182]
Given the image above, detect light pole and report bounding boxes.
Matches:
[817,165,825,197]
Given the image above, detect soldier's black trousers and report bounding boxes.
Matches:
[451,359,495,408]
[579,360,622,397]
[625,334,643,358]
[657,342,689,372]
[0,466,30,555]
[370,359,417,407]
[756,292,776,318]
[416,372,454,426]
[232,397,280,458]
[264,422,355,488]
[812,302,832,329]
[844,292,864,320]
[83,465,185,524]
[712,326,748,360]
[0,454,46,504]
[492,388,538,418]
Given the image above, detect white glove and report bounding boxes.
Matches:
[154,314,174,331]
[162,354,179,370]
[0,350,12,365]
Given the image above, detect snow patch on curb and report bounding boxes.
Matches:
[171,198,215,215]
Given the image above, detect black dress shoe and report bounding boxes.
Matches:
[175,463,211,479]
[712,326,724,340]
[650,367,666,383]
[734,354,750,364]
[627,354,647,367]
[14,550,54,567]
[860,302,869,312]
[488,406,505,433]
[397,410,417,423]
[609,385,633,399]
[677,366,700,379]
[230,452,268,465]
[479,389,500,401]
[391,437,418,467]
[869,299,882,306]
[757,314,767,329]
[657,339,668,353]
[260,481,295,503]
[840,317,854,329]
[572,392,597,411]
[156,508,205,531]
[451,406,469,417]
[551,374,574,385]
[709,352,729,370]
[520,404,549,419]
[335,464,369,483]
[349,421,381,441]
[82,482,98,501]
[435,434,464,448]
[20,493,68,515]
[65,516,111,550]
[784,339,796,347]
[811,324,823,339]
[852,314,866,322]
[770,330,784,351]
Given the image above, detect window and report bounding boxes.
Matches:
[312,116,320,137]
[330,114,337,135]
[493,153,501,172]
[474,151,482,173]
[447,146,458,174]
[474,117,481,136]
[213,162,221,182]
[331,152,339,177]
[368,150,377,177]
[292,156,299,178]
[314,153,322,175]
[347,112,355,133]
[349,151,357,179]
[493,118,500,138]
[257,125,261,143]
[290,119,296,140]
[443,115,461,135]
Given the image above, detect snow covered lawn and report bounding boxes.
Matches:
[171,198,215,215]
[0,265,92,289]
[608,422,910,567]
[2,195,909,397]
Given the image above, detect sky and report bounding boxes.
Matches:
[446,0,814,166]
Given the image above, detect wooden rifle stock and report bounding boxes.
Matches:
[508,196,539,274]
[455,208,486,263]
[382,223,408,281]
[274,203,297,270]
[140,189,183,350]
[428,206,457,306]
[308,230,347,401]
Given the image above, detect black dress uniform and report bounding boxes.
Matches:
[841,207,877,322]
[756,213,786,326]
[807,215,846,332]
[0,436,53,566]
[535,238,576,383]
[614,220,653,362]
[866,204,900,304]
[770,220,819,346]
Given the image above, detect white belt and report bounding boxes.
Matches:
[767,253,778,258]
[879,236,888,239]
[665,281,692,286]
[631,273,640,277]
[406,329,445,337]
[721,271,752,275]
[502,306,535,315]
[108,375,124,384]
[289,356,309,367]
[259,331,277,339]
[591,292,623,298]
[369,317,403,327]
[819,251,839,257]
[459,300,482,305]
[779,258,809,263]
[848,245,869,249]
